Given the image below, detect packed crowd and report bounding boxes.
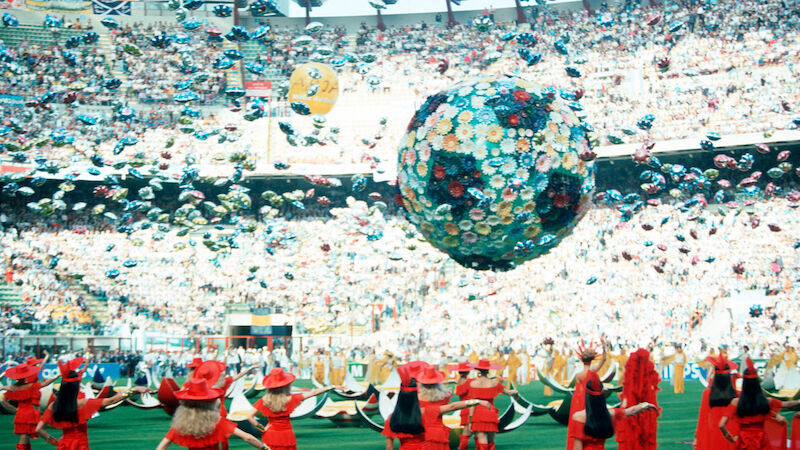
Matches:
[1,191,798,360]
[0,0,798,171]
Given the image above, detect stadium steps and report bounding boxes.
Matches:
[95,30,132,103]
[0,282,23,307]
[0,24,85,47]
[222,41,244,90]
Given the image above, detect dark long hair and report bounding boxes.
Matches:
[737,376,770,417]
[389,380,424,435]
[478,369,489,377]
[708,373,736,407]
[583,379,614,440]
[52,371,80,423]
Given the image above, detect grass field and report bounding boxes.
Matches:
[0,378,793,449]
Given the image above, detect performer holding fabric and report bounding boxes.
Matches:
[157,378,265,450]
[454,361,475,450]
[567,341,607,450]
[1,354,57,450]
[570,371,657,450]
[467,359,516,450]
[36,357,152,449]
[695,355,739,450]
[719,358,800,449]
[615,348,661,450]
[417,366,491,450]
[247,367,334,450]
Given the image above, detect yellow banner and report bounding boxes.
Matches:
[25,0,91,12]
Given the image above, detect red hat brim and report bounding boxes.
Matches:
[470,360,501,371]
[262,369,296,389]
[174,387,224,401]
[5,364,41,380]
[417,370,446,385]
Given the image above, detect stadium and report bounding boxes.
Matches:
[0,0,799,448]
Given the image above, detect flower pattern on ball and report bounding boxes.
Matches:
[397,75,595,271]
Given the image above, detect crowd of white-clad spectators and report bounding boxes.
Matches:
[0,0,798,171]
[1,192,798,362]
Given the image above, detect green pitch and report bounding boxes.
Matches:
[0,379,782,449]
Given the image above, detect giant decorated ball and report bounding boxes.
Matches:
[397,75,595,271]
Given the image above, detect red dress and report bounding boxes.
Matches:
[789,415,800,450]
[467,381,504,433]
[419,397,451,450]
[455,382,471,426]
[695,388,738,450]
[566,376,588,450]
[382,417,425,449]
[6,382,42,435]
[41,398,104,450]
[165,417,238,450]
[572,408,625,450]
[726,398,784,450]
[254,393,304,450]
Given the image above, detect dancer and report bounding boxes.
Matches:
[467,359,517,450]
[454,361,474,450]
[663,345,686,394]
[719,358,800,448]
[416,366,492,450]
[247,367,334,450]
[384,364,425,449]
[567,341,607,450]
[570,371,657,449]
[156,378,266,449]
[36,358,152,449]
[1,355,57,450]
[694,355,739,450]
[615,348,661,450]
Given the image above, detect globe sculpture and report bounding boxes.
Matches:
[396,75,596,271]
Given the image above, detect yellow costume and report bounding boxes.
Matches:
[506,350,522,387]
[377,352,397,384]
[613,349,628,384]
[489,351,505,378]
[312,357,326,384]
[329,353,347,386]
[468,350,479,364]
[664,349,686,394]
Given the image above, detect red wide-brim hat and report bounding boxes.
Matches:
[185,357,203,368]
[456,361,473,373]
[402,360,431,380]
[262,368,296,389]
[416,367,445,385]
[471,359,501,371]
[5,363,41,380]
[175,378,223,401]
[192,361,225,386]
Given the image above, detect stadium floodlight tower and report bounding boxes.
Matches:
[292,0,327,24]
[369,0,399,31]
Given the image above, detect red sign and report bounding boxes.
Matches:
[244,80,272,97]
[0,164,28,174]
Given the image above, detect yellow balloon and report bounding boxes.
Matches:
[287,62,339,115]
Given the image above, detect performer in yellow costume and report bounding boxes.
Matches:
[663,345,686,394]
[489,350,505,378]
[377,350,397,384]
[612,346,628,384]
[505,350,522,387]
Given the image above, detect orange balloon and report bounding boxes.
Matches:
[287,62,339,115]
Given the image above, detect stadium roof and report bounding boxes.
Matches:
[285,0,551,18]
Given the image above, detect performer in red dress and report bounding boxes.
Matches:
[615,348,661,450]
[719,358,800,449]
[695,354,739,450]
[466,359,516,450]
[570,371,657,450]
[190,360,257,418]
[417,366,491,450]
[384,364,426,449]
[36,357,152,449]
[157,378,265,450]
[568,341,607,450]
[246,367,334,450]
[1,354,57,450]
[454,361,474,450]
